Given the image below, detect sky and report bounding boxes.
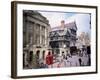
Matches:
[38,11,91,36]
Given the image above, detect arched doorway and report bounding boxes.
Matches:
[36,50,40,59]
[42,50,45,60]
[29,51,33,62]
[36,50,40,68]
[23,53,25,68]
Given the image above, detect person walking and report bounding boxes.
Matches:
[57,56,66,68]
[67,51,80,67]
[46,51,53,68]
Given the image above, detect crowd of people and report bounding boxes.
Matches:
[39,48,91,68]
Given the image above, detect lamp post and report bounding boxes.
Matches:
[63,44,66,48]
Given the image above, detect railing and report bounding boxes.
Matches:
[50,37,70,41]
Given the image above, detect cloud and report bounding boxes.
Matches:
[39,11,74,27]
[65,14,91,36]
[39,11,90,36]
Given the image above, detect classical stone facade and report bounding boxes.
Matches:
[49,21,77,56]
[23,10,50,69]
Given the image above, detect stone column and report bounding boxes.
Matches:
[44,27,46,46]
[40,25,42,45]
[26,21,29,45]
[32,23,35,45]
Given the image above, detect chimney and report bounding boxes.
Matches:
[61,20,65,27]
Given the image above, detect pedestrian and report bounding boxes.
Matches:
[78,58,82,66]
[57,56,66,68]
[39,62,48,68]
[67,51,80,67]
[62,52,65,59]
[46,51,53,68]
[81,54,89,66]
[39,62,45,68]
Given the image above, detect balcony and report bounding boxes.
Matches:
[50,36,70,42]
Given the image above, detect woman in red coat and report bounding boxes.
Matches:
[46,51,53,68]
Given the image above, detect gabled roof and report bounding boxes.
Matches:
[51,21,77,31]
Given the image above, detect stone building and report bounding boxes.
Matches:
[78,32,90,46]
[76,32,90,54]
[49,20,77,56]
[23,10,50,69]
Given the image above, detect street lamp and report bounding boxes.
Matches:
[63,44,66,48]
